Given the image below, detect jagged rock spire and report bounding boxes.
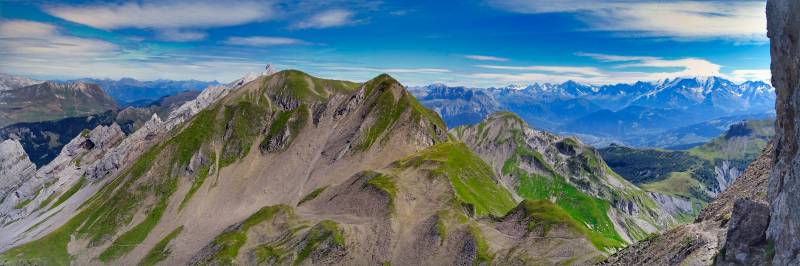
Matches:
[264,63,276,76]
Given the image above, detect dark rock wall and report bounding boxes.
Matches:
[766,0,800,264]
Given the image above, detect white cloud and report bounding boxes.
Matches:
[489,0,767,41]
[293,9,354,29]
[44,1,275,30]
[0,21,270,82]
[731,69,771,82]
[224,36,308,46]
[471,72,582,84]
[157,29,207,42]
[322,66,450,74]
[477,64,604,76]
[575,52,659,62]
[470,53,734,85]
[614,58,721,77]
[464,54,509,61]
[0,20,117,57]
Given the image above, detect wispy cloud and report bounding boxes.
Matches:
[0,20,117,57]
[322,66,450,74]
[471,53,730,85]
[613,57,721,77]
[224,36,309,46]
[477,64,604,76]
[0,20,272,82]
[43,1,276,42]
[292,9,355,29]
[44,1,275,30]
[471,72,581,84]
[464,54,509,61]
[157,29,208,42]
[731,69,771,82]
[489,0,767,41]
[575,52,659,62]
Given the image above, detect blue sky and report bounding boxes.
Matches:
[0,0,770,87]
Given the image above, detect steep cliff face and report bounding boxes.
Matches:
[766,0,800,264]
[0,124,125,226]
[0,140,36,201]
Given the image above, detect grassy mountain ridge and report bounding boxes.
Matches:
[0,70,451,265]
[0,70,673,265]
[452,112,677,249]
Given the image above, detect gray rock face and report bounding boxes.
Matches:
[766,0,800,264]
[715,160,741,192]
[0,123,124,224]
[649,192,694,216]
[86,114,162,180]
[718,199,770,265]
[0,140,36,201]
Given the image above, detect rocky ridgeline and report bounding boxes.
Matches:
[0,124,124,224]
[0,66,277,248]
[90,65,276,181]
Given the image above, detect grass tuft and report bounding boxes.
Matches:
[137,226,184,266]
[298,186,327,206]
[207,205,293,264]
[295,220,345,265]
[47,176,86,211]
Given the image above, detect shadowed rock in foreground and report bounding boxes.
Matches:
[766,0,800,264]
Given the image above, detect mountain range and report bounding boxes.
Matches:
[0,81,118,128]
[0,69,697,265]
[69,77,219,106]
[0,77,209,168]
[0,73,41,91]
[410,76,775,148]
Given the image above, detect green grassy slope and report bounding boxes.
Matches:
[503,143,626,250]
[396,142,517,217]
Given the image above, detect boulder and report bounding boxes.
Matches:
[717,199,770,265]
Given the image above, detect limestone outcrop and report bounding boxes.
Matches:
[0,140,36,201]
